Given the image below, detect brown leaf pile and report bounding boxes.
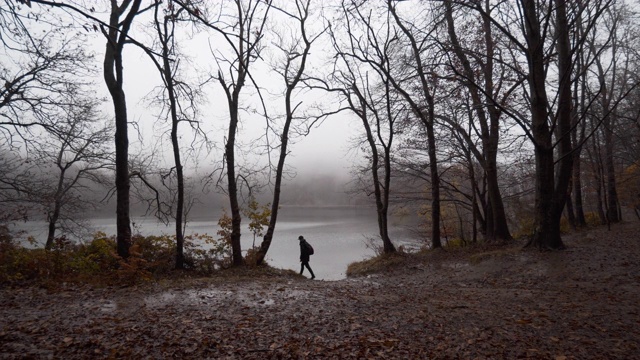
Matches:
[1,222,639,359]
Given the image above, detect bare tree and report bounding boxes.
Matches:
[327,1,444,248]
[320,6,401,253]
[0,96,112,249]
[1,1,92,146]
[584,2,640,224]
[442,0,518,243]
[1,0,108,240]
[0,148,34,226]
[101,0,148,258]
[568,2,600,228]
[455,0,614,249]
[24,0,156,261]
[35,100,112,249]
[141,2,205,269]
[177,0,272,266]
[385,1,443,248]
[255,0,327,264]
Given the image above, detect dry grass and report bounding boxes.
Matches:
[468,247,522,264]
[346,252,409,277]
[346,240,527,278]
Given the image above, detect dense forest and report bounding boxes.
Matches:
[1,0,639,273]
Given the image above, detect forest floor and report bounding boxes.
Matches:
[1,221,639,359]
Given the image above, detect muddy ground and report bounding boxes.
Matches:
[1,222,639,359]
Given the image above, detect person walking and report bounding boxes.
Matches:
[298,235,315,279]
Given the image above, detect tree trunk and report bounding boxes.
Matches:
[380,82,397,253]
[256,5,320,263]
[426,101,441,249]
[45,203,61,250]
[549,0,574,247]
[523,0,571,250]
[256,84,295,264]
[604,119,621,222]
[255,116,288,265]
[159,14,185,269]
[523,0,556,248]
[467,151,478,244]
[388,3,441,249]
[571,32,588,228]
[45,157,67,250]
[573,151,587,226]
[443,0,511,243]
[226,106,243,266]
[566,192,577,230]
[359,94,396,253]
[589,136,607,224]
[595,171,607,225]
[103,0,142,259]
[475,176,488,236]
[486,164,511,242]
[594,49,621,224]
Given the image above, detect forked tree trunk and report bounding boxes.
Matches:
[156,8,185,269]
[103,0,143,259]
[357,91,396,254]
[523,0,573,249]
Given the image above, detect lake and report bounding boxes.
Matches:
[12,206,423,280]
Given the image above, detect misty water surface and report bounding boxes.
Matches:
[15,206,422,280]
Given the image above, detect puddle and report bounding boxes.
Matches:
[100,301,117,312]
[443,262,470,269]
[145,287,312,308]
[257,299,275,306]
[83,299,117,313]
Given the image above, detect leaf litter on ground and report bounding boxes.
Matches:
[1,221,640,359]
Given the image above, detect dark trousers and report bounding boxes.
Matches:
[300,261,315,278]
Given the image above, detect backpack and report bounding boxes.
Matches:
[304,241,315,255]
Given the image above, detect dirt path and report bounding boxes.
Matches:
[1,222,639,359]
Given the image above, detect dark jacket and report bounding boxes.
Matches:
[299,239,312,262]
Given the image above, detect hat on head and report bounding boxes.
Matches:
[298,235,304,240]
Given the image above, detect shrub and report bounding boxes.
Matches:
[346,252,406,277]
[185,233,232,273]
[243,246,267,267]
[116,244,152,285]
[445,237,465,248]
[0,230,236,286]
[559,217,571,233]
[66,234,120,279]
[0,246,53,283]
[513,216,572,239]
[513,217,535,239]
[132,234,175,274]
[585,211,603,227]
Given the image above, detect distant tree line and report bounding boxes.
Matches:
[1,0,639,269]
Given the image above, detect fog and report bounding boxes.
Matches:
[83,168,369,221]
